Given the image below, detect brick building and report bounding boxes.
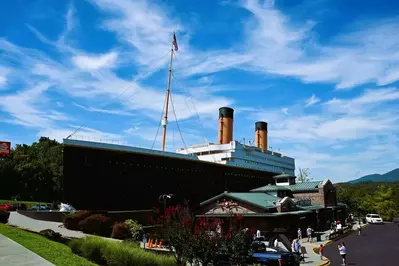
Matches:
[197,173,346,237]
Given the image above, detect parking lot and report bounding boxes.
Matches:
[324,222,399,266]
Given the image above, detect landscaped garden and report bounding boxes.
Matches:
[0,223,96,266]
[60,204,256,265]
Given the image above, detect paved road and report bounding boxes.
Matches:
[0,234,54,266]
[324,223,399,266]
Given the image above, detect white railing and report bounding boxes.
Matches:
[66,135,130,146]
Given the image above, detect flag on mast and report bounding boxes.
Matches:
[172,32,178,51]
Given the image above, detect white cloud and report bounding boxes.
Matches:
[72,52,118,70]
[73,103,134,116]
[0,82,58,128]
[252,87,399,143]
[0,67,9,88]
[89,0,182,67]
[176,0,399,90]
[39,126,124,143]
[305,94,320,107]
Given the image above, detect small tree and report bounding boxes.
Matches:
[297,167,312,183]
[155,205,193,265]
[189,217,225,265]
[222,215,254,266]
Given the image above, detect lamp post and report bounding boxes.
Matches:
[158,194,173,214]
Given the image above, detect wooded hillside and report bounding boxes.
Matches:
[336,182,399,220]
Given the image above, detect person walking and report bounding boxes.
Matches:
[319,244,324,261]
[298,228,302,240]
[338,242,347,265]
[306,226,313,242]
[357,224,362,236]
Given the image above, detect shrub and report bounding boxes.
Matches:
[124,219,143,240]
[111,222,132,240]
[39,229,62,241]
[69,237,106,264]
[0,211,10,224]
[63,210,91,230]
[79,214,113,237]
[70,236,175,266]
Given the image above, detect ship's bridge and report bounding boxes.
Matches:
[176,141,295,175]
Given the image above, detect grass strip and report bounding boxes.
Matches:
[0,224,97,266]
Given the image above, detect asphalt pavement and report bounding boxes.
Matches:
[324,222,399,266]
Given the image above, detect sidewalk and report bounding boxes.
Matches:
[0,234,54,266]
[299,230,331,266]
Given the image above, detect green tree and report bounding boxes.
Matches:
[297,167,312,183]
[0,137,63,202]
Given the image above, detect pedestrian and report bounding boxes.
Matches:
[338,242,347,265]
[256,229,261,238]
[319,244,324,260]
[306,226,313,242]
[358,224,362,236]
[274,237,279,247]
[291,238,297,252]
[298,228,302,240]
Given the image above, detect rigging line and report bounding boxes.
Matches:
[169,90,187,150]
[171,52,213,133]
[66,50,171,139]
[170,71,219,162]
[171,73,213,137]
[151,98,166,150]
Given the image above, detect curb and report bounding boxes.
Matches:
[311,246,330,266]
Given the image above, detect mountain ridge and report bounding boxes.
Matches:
[348,168,399,183]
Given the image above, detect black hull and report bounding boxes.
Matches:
[63,144,277,211]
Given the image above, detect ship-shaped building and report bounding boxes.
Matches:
[63,107,295,210]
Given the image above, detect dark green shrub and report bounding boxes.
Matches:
[0,211,10,224]
[63,210,91,230]
[69,237,106,264]
[111,222,132,240]
[124,219,143,240]
[69,238,83,255]
[79,214,113,237]
[39,229,62,241]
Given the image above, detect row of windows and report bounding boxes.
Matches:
[237,159,290,173]
[244,152,294,168]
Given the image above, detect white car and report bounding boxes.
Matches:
[366,214,384,224]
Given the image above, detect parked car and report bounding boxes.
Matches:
[248,241,300,266]
[392,218,399,223]
[0,204,14,211]
[366,214,383,224]
[30,204,50,211]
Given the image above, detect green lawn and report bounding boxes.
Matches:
[0,224,97,266]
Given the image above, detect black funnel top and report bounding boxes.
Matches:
[255,121,268,131]
[219,107,234,118]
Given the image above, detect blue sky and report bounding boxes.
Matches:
[1,0,399,182]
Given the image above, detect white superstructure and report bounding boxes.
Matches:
[176,140,295,175]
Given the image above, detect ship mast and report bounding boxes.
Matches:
[161,33,178,152]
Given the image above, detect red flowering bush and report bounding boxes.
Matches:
[222,215,254,265]
[150,204,255,266]
[149,205,193,265]
[189,217,225,265]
